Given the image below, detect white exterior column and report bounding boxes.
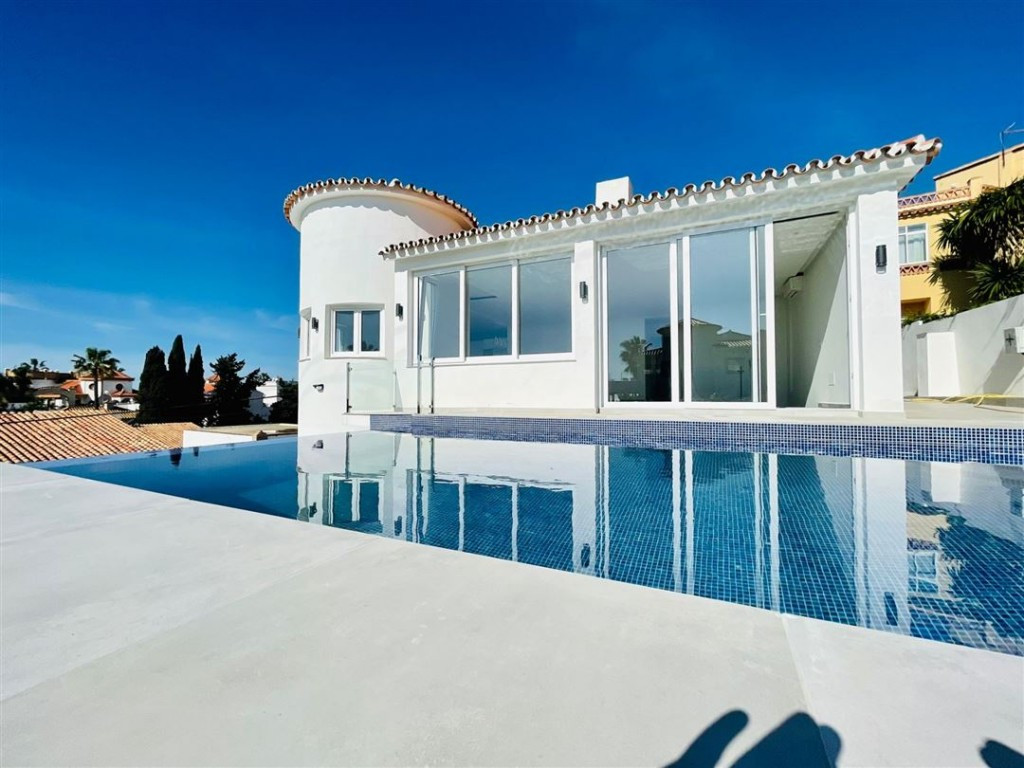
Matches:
[848,190,903,412]
[573,240,599,411]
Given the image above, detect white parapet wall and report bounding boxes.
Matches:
[902,293,1024,398]
[182,430,261,448]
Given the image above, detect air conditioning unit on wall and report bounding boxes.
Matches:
[783,274,805,299]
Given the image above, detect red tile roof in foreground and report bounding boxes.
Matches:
[283,178,478,229]
[0,411,196,464]
[377,135,942,258]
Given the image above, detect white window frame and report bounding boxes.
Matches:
[898,223,929,265]
[599,218,776,410]
[412,252,574,366]
[299,308,312,361]
[326,304,385,359]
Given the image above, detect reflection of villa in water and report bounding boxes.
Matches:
[297,432,1024,655]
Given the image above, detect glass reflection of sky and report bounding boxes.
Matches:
[41,434,1024,656]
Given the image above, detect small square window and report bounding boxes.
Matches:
[329,307,384,357]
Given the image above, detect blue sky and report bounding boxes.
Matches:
[2,0,1022,380]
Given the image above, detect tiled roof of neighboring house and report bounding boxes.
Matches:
[379,135,942,259]
[135,422,196,448]
[59,380,84,394]
[0,411,195,464]
[283,178,479,229]
[204,373,219,395]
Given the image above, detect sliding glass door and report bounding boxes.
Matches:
[604,225,773,406]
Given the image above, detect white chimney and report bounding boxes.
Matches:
[595,176,633,207]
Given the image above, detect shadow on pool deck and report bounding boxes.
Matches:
[665,710,840,768]
[982,739,1024,768]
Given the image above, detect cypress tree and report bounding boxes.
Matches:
[137,346,168,424]
[186,344,206,424]
[208,353,261,426]
[167,335,188,417]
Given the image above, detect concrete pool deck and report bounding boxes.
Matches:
[2,463,1021,767]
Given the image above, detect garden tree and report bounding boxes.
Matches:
[619,336,649,381]
[26,358,47,372]
[166,335,188,415]
[1,364,36,405]
[268,378,297,423]
[71,348,121,410]
[931,178,1024,305]
[137,346,169,423]
[207,353,263,427]
[186,344,206,424]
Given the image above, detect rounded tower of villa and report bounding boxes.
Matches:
[284,178,476,435]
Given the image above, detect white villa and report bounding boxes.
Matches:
[285,136,941,434]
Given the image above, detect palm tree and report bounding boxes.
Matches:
[619,336,650,382]
[27,358,47,372]
[931,178,1024,305]
[71,348,121,409]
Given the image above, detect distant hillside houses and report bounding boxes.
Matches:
[3,368,137,410]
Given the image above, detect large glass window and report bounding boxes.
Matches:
[689,229,754,402]
[899,224,928,264]
[467,265,513,357]
[606,243,671,402]
[519,258,571,355]
[418,271,461,359]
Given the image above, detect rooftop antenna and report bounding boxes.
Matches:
[1000,121,1024,166]
[998,122,1024,187]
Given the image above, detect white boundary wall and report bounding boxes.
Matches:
[902,294,1024,397]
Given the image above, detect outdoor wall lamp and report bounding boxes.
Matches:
[579,280,589,301]
[875,244,887,273]
[313,383,324,392]
[312,439,324,449]
[311,317,320,332]
[396,303,404,320]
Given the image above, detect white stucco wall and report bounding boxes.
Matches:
[902,293,1024,397]
[785,222,850,408]
[295,191,473,434]
[848,191,904,412]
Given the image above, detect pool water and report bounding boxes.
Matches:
[39,431,1024,655]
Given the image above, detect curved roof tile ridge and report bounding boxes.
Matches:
[282,177,478,227]
[378,135,940,258]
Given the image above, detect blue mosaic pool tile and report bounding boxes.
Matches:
[369,413,1024,465]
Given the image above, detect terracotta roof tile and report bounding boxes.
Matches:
[0,411,196,464]
[283,177,478,229]
[378,135,942,259]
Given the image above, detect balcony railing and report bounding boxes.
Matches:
[898,186,971,210]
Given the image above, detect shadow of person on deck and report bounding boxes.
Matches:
[981,739,1024,768]
[665,710,840,768]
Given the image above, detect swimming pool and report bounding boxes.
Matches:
[38,431,1024,655]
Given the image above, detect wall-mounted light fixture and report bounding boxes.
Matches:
[312,439,324,449]
[396,303,404,320]
[313,383,324,392]
[579,280,589,301]
[875,244,887,273]
[311,317,320,332]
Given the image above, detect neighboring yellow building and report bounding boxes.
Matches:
[898,141,1024,318]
